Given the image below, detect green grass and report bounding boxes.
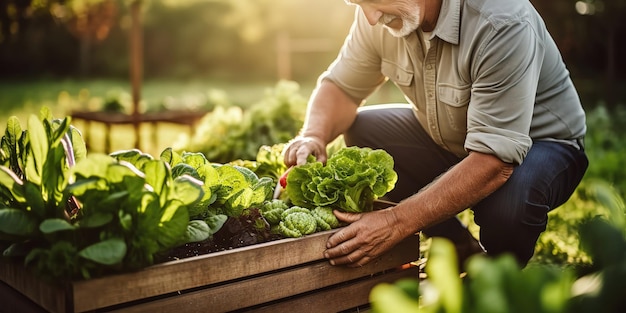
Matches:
[0,78,405,156]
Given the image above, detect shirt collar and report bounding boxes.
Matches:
[431,0,461,45]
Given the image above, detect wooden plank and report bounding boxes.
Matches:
[104,235,419,313]
[0,262,67,313]
[1,280,50,313]
[248,266,421,313]
[70,229,341,311]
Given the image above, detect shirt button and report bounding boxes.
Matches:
[426,64,433,70]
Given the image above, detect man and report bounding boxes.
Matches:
[283,0,588,269]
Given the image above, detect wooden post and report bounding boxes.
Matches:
[130,0,143,149]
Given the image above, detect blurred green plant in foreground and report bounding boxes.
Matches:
[370,203,626,313]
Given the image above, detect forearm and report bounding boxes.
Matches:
[392,151,514,237]
[299,80,360,145]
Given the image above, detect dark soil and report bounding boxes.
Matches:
[158,208,283,262]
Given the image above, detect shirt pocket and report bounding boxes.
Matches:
[438,84,470,132]
[381,59,413,87]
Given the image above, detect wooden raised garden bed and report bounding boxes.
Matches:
[1,203,420,313]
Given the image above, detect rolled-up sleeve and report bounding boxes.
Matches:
[464,19,543,165]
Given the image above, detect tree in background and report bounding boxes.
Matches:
[50,0,118,77]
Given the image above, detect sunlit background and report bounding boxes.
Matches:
[0,0,356,81]
[0,0,624,156]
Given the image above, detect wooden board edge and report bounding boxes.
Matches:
[89,236,419,312]
[248,266,421,313]
[0,261,67,313]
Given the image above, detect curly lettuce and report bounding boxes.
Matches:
[285,147,397,213]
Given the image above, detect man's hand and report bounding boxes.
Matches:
[283,136,327,166]
[323,208,407,267]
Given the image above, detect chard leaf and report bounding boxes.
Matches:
[234,165,259,185]
[40,218,75,233]
[159,147,183,167]
[47,117,71,146]
[2,116,21,173]
[171,163,198,179]
[224,188,253,217]
[252,176,274,203]
[72,154,115,179]
[181,152,209,170]
[0,166,25,202]
[100,190,130,207]
[79,238,126,265]
[204,212,227,235]
[118,211,132,230]
[110,149,154,170]
[107,162,144,184]
[38,106,53,122]
[66,177,106,197]
[26,115,48,185]
[43,144,69,206]
[197,163,220,197]
[69,126,87,163]
[156,200,189,249]
[142,160,169,201]
[23,181,45,218]
[0,208,38,236]
[172,175,204,205]
[184,220,211,243]
[81,212,113,228]
[215,165,247,203]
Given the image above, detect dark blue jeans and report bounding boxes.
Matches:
[344,104,589,265]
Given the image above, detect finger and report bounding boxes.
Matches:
[325,226,357,249]
[295,145,314,165]
[324,240,356,261]
[333,210,362,223]
[346,255,373,268]
[283,142,299,166]
[327,247,369,266]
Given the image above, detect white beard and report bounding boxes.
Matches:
[378,5,421,37]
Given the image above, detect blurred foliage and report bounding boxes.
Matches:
[582,105,626,196]
[173,80,306,163]
[370,212,626,313]
[532,179,625,269]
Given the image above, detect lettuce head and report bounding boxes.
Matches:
[285,147,397,212]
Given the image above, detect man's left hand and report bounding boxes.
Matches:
[324,208,405,267]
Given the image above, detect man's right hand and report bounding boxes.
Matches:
[283,136,327,166]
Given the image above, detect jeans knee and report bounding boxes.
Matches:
[474,200,549,266]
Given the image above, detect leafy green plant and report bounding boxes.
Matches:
[285,146,398,213]
[175,80,306,163]
[265,205,341,238]
[532,179,625,269]
[583,105,626,197]
[0,109,205,281]
[0,108,85,255]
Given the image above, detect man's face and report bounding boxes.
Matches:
[345,0,423,37]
